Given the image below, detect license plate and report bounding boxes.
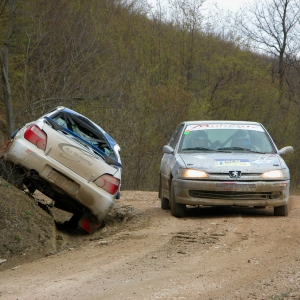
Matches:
[216,183,256,191]
[48,170,79,194]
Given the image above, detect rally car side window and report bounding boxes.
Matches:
[169,124,184,149]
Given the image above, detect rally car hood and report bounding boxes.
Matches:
[179,152,286,173]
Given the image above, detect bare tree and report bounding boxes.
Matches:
[168,0,206,84]
[0,0,16,138]
[237,0,300,98]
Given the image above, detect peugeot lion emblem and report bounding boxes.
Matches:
[229,171,242,178]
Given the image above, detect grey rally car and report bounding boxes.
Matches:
[159,121,294,217]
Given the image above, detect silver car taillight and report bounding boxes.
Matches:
[94,174,120,195]
[24,125,47,151]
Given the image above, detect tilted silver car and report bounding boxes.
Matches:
[0,106,122,233]
[159,121,294,217]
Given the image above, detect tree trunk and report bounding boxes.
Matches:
[0,0,16,138]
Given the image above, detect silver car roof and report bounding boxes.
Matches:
[182,120,262,126]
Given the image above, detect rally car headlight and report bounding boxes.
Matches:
[261,170,284,178]
[178,169,209,179]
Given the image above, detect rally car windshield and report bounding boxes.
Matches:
[180,124,276,154]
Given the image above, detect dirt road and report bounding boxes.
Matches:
[1,191,300,299]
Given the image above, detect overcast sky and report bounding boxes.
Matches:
[146,0,251,13]
[203,0,250,13]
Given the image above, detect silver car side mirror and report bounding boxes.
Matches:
[278,146,294,155]
[163,145,174,154]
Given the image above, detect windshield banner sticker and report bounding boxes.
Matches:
[214,159,251,167]
[184,124,264,133]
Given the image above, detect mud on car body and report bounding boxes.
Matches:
[159,121,294,218]
[1,106,122,233]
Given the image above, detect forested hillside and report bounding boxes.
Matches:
[0,0,299,191]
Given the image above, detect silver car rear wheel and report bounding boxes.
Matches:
[274,204,289,216]
[170,180,186,218]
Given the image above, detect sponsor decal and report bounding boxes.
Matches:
[185,124,264,132]
[195,155,206,159]
[252,155,275,165]
[26,149,42,160]
[58,143,93,166]
[214,159,251,167]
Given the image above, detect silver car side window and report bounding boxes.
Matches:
[169,124,184,149]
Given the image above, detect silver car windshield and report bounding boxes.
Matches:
[179,124,276,153]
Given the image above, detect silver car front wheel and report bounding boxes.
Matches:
[274,204,289,216]
[160,175,170,210]
[170,180,186,218]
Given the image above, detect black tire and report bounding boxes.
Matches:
[161,197,170,210]
[170,180,186,218]
[274,204,289,216]
[159,175,170,210]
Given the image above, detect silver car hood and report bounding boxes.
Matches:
[179,152,285,172]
